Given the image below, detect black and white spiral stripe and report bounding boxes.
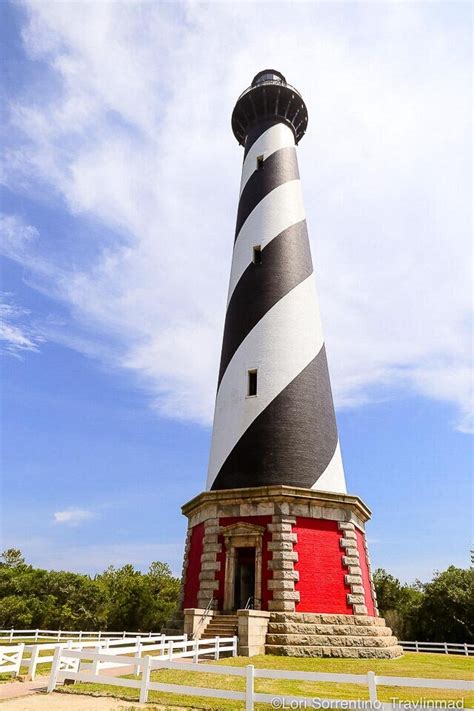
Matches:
[207,120,346,494]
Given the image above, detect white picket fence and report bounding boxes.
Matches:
[24,634,190,680]
[0,628,160,643]
[47,648,474,709]
[0,634,236,680]
[0,634,184,679]
[400,640,473,656]
[0,644,25,677]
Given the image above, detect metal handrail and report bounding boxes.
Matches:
[244,596,261,610]
[191,597,217,639]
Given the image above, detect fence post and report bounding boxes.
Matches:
[47,646,62,693]
[34,629,39,642]
[139,654,152,704]
[444,642,448,654]
[184,633,188,642]
[135,637,142,676]
[415,640,419,652]
[233,635,238,657]
[91,645,101,676]
[367,671,378,705]
[58,630,62,642]
[98,631,102,642]
[193,639,199,664]
[9,629,13,643]
[78,631,82,643]
[169,640,174,661]
[245,664,255,711]
[28,645,40,680]
[65,639,72,672]
[64,640,79,674]
[14,643,24,677]
[464,643,469,656]
[122,631,126,639]
[214,637,220,661]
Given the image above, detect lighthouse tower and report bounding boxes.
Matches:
[208,68,344,495]
[178,71,402,658]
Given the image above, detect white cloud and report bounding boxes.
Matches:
[0,213,39,262]
[0,291,44,357]
[53,508,95,525]
[2,2,472,430]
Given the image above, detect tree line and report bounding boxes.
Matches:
[0,549,472,642]
[0,549,180,632]
[373,565,473,643]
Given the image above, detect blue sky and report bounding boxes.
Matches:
[0,1,472,583]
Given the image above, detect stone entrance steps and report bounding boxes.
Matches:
[265,613,403,658]
[200,613,238,640]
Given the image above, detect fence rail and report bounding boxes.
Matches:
[0,633,236,680]
[0,644,24,677]
[400,640,473,656]
[0,628,163,643]
[0,634,187,679]
[47,649,474,709]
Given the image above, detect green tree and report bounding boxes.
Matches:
[140,561,181,631]
[0,595,33,628]
[95,562,180,631]
[96,564,148,631]
[1,549,25,569]
[373,568,422,639]
[0,562,107,630]
[0,549,178,632]
[415,566,474,643]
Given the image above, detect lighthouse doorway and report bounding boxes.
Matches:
[221,522,264,611]
[234,547,256,609]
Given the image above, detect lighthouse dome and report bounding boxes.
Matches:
[251,69,286,86]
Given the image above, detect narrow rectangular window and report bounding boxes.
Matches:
[253,245,262,265]
[256,155,264,170]
[247,369,258,397]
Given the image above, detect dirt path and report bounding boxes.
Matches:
[0,693,146,709]
[0,661,195,709]
[0,665,137,705]
[0,681,49,703]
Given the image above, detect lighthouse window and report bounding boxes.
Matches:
[253,245,262,264]
[247,369,258,397]
[256,155,264,170]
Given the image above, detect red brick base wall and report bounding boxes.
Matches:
[294,517,352,614]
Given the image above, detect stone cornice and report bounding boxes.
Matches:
[181,485,371,523]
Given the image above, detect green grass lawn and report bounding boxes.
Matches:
[57,653,474,709]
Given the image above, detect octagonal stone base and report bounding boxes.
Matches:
[266,612,403,658]
[176,485,402,658]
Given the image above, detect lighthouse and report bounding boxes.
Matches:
[208,68,345,495]
[178,71,402,658]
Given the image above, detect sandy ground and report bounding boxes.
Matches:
[0,692,163,709]
[0,661,195,710]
